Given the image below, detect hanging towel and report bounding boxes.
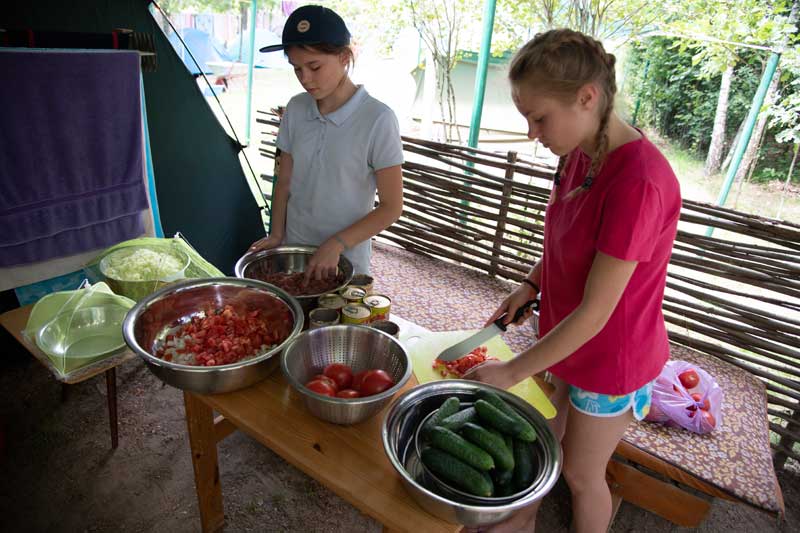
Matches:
[0,49,149,267]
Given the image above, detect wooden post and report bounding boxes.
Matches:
[184,392,225,533]
[105,368,118,449]
[489,151,517,276]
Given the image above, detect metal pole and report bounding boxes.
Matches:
[244,0,258,144]
[467,0,497,150]
[706,51,780,236]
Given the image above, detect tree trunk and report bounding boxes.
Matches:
[733,0,798,184]
[704,62,734,176]
[733,66,781,184]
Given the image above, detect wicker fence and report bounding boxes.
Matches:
[257,111,800,469]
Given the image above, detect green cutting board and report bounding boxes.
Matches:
[404,329,556,419]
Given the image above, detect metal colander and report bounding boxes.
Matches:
[281,324,412,425]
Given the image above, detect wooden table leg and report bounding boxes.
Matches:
[105,368,118,449]
[184,391,225,533]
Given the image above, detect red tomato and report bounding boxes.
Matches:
[312,374,338,391]
[678,369,700,390]
[352,370,370,391]
[691,393,711,411]
[701,409,716,428]
[360,369,395,396]
[336,389,360,399]
[323,363,353,390]
[305,379,336,397]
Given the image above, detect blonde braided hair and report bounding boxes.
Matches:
[510,29,616,196]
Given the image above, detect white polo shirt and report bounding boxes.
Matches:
[276,85,403,274]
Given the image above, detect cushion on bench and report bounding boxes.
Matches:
[370,242,783,515]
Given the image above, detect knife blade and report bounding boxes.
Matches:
[436,299,539,361]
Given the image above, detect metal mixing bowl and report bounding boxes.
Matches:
[281,324,412,425]
[122,278,304,394]
[234,245,354,315]
[100,245,190,302]
[382,380,561,527]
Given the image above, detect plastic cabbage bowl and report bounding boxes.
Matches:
[100,245,190,301]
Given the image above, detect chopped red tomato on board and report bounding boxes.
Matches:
[432,345,498,378]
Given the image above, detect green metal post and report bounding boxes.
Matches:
[706,51,780,236]
[467,0,497,150]
[244,0,258,144]
[631,58,649,127]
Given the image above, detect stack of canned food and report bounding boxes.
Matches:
[308,274,398,336]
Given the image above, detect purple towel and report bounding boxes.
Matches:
[0,49,148,266]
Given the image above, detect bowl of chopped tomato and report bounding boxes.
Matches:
[234,245,354,316]
[122,277,304,394]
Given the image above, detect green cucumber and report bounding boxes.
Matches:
[492,466,513,487]
[421,447,494,497]
[429,426,494,471]
[421,397,461,438]
[476,391,538,442]
[512,439,536,492]
[474,399,532,442]
[460,422,514,471]
[440,406,478,432]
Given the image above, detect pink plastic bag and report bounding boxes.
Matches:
[645,360,723,434]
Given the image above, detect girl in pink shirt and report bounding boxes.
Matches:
[464,29,681,533]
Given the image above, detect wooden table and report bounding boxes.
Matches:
[0,304,136,449]
[183,316,463,533]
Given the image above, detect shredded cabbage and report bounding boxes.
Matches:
[103,248,184,281]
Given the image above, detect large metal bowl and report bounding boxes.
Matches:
[234,245,354,315]
[382,380,561,527]
[100,244,190,302]
[122,278,304,394]
[281,324,412,425]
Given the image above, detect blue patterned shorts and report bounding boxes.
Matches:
[569,381,653,421]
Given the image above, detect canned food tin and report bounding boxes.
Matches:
[341,304,371,324]
[340,286,367,304]
[309,307,340,329]
[318,293,346,311]
[348,274,374,294]
[369,320,399,338]
[363,294,391,322]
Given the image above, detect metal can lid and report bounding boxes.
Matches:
[364,294,391,308]
[341,286,367,299]
[319,293,346,306]
[341,304,371,319]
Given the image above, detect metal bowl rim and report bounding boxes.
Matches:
[233,245,354,299]
[281,324,413,405]
[381,380,562,513]
[122,277,304,372]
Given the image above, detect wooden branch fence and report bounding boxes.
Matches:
[257,110,800,469]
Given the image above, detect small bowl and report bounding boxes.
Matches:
[37,304,130,370]
[122,278,304,394]
[382,380,561,526]
[234,245,354,315]
[100,245,190,301]
[413,406,543,505]
[281,324,412,425]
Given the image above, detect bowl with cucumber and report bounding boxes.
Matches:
[382,380,561,526]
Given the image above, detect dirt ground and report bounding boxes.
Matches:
[1,337,797,533]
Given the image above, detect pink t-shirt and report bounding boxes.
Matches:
[540,134,681,395]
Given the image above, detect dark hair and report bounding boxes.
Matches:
[285,43,355,72]
[509,29,617,179]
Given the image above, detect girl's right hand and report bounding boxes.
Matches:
[248,234,282,253]
[484,285,536,328]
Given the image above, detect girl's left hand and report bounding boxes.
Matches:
[461,359,517,390]
[304,238,344,282]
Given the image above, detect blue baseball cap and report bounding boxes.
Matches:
[260,5,351,53]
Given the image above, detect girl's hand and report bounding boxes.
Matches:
[461,360,518,390]
[304,237,344,282]
[485,285,536,327]
[248,234,282,253]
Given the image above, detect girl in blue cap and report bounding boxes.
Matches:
[250,4,404,279]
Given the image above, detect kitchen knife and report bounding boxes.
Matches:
[435,299,539,361]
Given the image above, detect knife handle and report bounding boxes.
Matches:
[494,299,538,332]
